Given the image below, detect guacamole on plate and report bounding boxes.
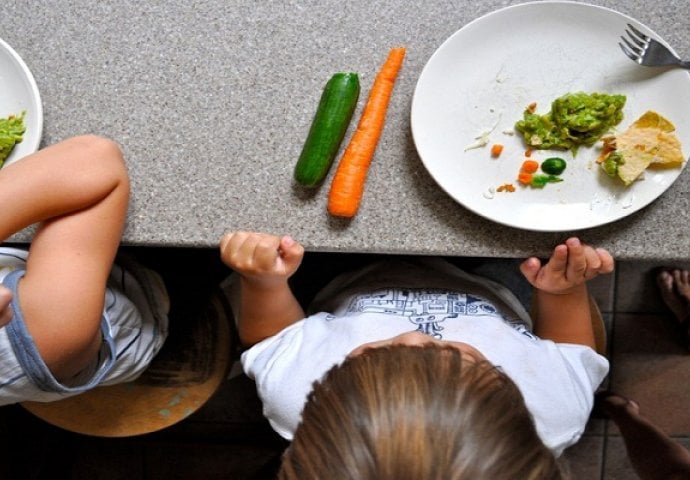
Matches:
[515,92,626,153]
[0,111,26,167]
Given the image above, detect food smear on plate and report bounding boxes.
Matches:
[515,92,626,154]
[0,111,26,167]
[597,110,685,186]
[464,115,500,151]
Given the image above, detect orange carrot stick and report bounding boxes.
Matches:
[327,47,406,218]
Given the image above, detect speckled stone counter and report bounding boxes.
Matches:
[3,0,689,259]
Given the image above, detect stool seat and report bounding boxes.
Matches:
[21,289,233,437]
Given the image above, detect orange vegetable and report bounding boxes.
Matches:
[518,172,533,185]
[327,47,406,218]
[521,160,539,173]
[490,144,504,157]
[525,148,533,157]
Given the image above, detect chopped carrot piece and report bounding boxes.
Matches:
[524,148,533,157]
[517,172,533,185]
[490,144,504,157]
[521,160,539,173]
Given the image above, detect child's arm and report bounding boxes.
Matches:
[0,135,129,380]
[220,231,305,347]
[520,237,614,349]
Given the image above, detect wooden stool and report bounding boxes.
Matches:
[20,289,235,437]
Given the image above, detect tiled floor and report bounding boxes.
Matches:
[1,248,689,479]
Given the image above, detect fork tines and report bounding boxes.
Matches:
[619,39,642,64]
[619,23,648,64]
[626,23,650,44]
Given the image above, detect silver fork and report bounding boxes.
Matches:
[619,23,690,69]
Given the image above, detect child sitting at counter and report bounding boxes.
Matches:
[219,231,613,478]
[0,136,168,404]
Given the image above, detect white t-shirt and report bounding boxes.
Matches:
[240,257,609,455]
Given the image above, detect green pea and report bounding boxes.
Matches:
[541,157,567,175]
[530,174,563,188]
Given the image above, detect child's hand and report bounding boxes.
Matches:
[220,231,304,288]
[520,237,614,295]
[0,286,13,327]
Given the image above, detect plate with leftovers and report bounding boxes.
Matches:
[411,1,690,232]
[0,36,42,168]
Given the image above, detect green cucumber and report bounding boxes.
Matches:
[294,72,360,187]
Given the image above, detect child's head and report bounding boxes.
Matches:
[279,343,563,480]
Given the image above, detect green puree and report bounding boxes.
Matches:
[0,111,26,167]
[515,92,626,153]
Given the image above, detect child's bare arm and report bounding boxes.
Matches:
[0,135,129,379]
[220,231,305,346]
[520,237,614,349]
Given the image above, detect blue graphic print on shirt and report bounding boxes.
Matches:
[344,289,503,339]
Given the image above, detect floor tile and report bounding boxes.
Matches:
[602,436,637,480]
[615,260,690,314]
[144,443,281,480]
[561,435,604,479]
[610,313,690,436]
[603,436,690,480]
[71,440,145,479]
[589,269,616,313]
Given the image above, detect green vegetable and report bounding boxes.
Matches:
[515,92,626,154]
[530,174,563,188]
[0,111,26,168]
[601,151,625,178]
[541,157,567,175]
[294,72,360,187]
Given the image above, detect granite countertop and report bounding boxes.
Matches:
[3,0,689,259]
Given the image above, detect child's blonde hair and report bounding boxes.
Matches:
[279,343,564,480]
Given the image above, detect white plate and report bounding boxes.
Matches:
[0,37,42,166]
[411,1,690,232]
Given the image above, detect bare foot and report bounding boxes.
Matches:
[657,269,690,325]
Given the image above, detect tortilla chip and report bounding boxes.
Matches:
[600,111,685,185]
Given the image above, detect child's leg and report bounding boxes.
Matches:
[0,135,129,381]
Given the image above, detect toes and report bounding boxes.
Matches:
[656,268,689,324]
[674,269,690,303]
[657,269,674,291]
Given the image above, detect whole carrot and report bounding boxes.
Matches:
[327,47,406,218]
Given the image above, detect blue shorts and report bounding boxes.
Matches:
[0,247,169,405]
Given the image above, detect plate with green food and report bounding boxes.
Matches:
[0,37,42,168]
[411,1,690,232]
